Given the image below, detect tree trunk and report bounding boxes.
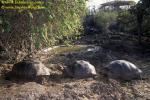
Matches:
[138,23,142,44]
[137,11,144,45]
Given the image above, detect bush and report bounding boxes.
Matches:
[93,11,118,33]
[117,10,137,33]
[32,1,86,48]
[117,10,150,36]
[0,0,86,61]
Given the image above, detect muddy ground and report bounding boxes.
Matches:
[0,33,150,100]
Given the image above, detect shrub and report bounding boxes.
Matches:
[93,11,118,33]
[0,0,86,61]
[117,10,137,33]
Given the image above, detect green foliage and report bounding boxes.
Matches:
[30,0,86,49]
[1,0,86,50]
[117,10,137,32]
[117,9,150,35]
[129,0,150,37]
[93,11,118,33]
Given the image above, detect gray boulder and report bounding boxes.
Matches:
[60,60,97,78]
[103,60,142,80]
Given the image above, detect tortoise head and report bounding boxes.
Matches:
[136,68,143,77]
[57,64,74,77]
[57,64,66,71]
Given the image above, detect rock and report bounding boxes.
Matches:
[5,58,50,84]
[103,60,142,80]
[61,60,97,78]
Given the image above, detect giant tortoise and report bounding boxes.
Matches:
[59,60,97,78]
[103,60,143,80]
[5,58,50,84]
